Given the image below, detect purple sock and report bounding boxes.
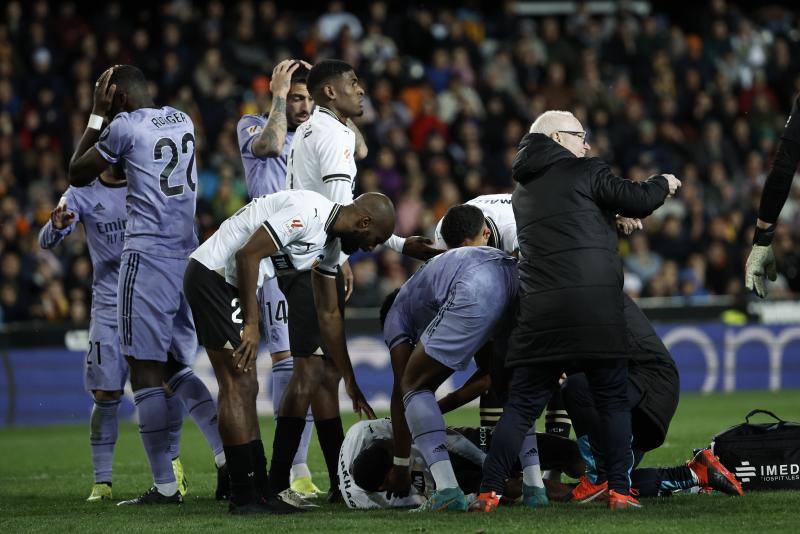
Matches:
[90,399,120,484]
[168,367,224,459]
[403,390,451,468]
[165,392,183,460]
[134,387,175,485]
[271,358,313,467]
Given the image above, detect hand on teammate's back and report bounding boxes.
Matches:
[232,323,260,373]
[269,59,313,97]
[662,173,682,196]
[402,236,444,261]
[345,378,376,419]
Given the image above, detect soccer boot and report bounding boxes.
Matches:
[277,488,319,509]
[687,448,744,496]
[607,490,642,510]
[117,486,183,506]
[215,463,230,501]
[291,476,323,499]
[172,457,188,497]
[87,482,113,502]
[411,487,468,512]
[467,491,500,513]
[522,484,549,508]
[570,476,608,503]
[265,493,306,514]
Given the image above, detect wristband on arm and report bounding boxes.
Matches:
[753,224,777,246]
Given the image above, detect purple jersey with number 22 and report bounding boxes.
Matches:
[95,106,198,258]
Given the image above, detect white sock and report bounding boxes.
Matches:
[523,464,544,488]
[214,451,226,469]
[430,460,459,490]
[291,463,312,481]
[156,481,178,496]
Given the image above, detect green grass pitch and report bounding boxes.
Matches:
[2,390,799,533]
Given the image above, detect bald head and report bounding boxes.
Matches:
[354,192,396,236]
[335,193,396,254]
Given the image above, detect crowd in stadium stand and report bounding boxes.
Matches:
[1,0,799,323]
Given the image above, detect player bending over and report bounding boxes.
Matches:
[184,189,393,514]
[237,59,322,498]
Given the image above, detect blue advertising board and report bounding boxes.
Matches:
[1,323,799,426]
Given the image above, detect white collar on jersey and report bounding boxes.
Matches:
[316,105,343,123]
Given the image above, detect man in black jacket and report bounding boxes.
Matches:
[470,110,681,512]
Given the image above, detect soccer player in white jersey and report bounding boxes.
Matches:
[237,59,324,498]
[271,59,438,503]
[184,190,394,514]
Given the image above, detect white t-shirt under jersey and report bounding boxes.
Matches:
[190,189,344,287]
[434,194,519,254]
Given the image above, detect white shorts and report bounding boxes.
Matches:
[259,276,291,354]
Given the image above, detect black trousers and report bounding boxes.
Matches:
[479,359,632,494]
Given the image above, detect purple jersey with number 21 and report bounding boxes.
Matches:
[95,106,198,258]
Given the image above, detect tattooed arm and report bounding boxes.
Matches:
[251,60,299,158]
[346,118,368,161]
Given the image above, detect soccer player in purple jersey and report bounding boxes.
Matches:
[236,59,322,498]
[39,165,128,502]
[68,66,226,505]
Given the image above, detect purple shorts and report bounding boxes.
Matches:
[420,262,518,371]
[258,275,291,355]
[84,320,129,392]
[118,251,197,364]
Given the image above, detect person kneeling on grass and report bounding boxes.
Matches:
[338,418,585,509]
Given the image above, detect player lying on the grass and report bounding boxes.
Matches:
[184,189,393,515]
[382,234,521,511]
[338,418,585,509]
[69,65,227,506]
[561,293,743,501]
[237,59,321,498]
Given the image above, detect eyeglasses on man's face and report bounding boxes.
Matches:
[558,130,590,144]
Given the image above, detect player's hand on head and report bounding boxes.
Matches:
[50,202,76,230]
[380,465,412,499]
[270,59,301,97]
[92,67,116,116]
[745,244,777,298]
[232,323,260,373]
[402,236,444,261]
